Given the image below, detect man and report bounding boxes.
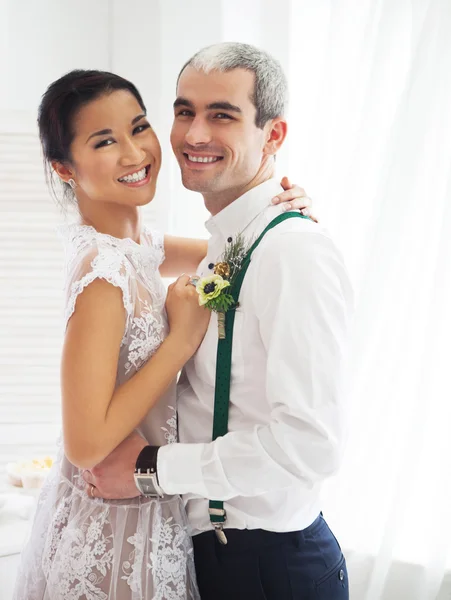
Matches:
[84,42,353,599]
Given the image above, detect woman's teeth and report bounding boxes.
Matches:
[119,167,147,183]
[187,155,220,163]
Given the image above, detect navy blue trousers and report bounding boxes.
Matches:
[192,514,349,600]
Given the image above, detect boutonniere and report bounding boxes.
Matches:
[195,234,249,339]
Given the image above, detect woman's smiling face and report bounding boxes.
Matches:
[63,89,161,208]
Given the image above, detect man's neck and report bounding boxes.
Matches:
[204,164,275,217]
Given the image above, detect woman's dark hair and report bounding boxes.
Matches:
[38,69,147,205]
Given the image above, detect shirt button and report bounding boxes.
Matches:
[227,237,233,243]
[339,569,345,581]
[208,263,214,270]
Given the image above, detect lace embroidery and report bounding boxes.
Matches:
[59,224,164,271]
[47,511,114,599]
[149,517,193,600]
[121,517,193,599]
[125,299,166,373]
[65,250,134,340]
[61,225,167,354]
[161,406,178,444]
[121,532,145,593]
[41,497,72,576]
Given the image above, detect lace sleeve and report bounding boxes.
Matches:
[63,245,134,341]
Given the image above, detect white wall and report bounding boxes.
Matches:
[0,0,111,112]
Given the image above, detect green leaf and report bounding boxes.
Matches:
[206,292,235,313]
[220,232,250,283]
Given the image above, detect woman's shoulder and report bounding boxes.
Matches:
[59,224,135,294]
[59,225,135,333]
[59,224,134,270]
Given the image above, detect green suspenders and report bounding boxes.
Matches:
[208,212,309,544]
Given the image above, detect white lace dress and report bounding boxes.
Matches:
[13,224,200,600]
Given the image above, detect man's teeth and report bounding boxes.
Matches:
[119,167,147,183]
[187,155,220,163]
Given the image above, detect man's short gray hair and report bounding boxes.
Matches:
[177,42,288,129]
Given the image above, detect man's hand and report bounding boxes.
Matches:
[82,431,148,500]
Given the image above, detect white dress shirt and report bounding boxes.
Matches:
[158,178,354,536]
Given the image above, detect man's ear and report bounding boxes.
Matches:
[51,160,75,184]
[263,118,288,156]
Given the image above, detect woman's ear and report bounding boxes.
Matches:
[51,160,75,184]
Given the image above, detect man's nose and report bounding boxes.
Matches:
[185,117,212,146]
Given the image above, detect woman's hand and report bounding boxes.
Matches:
[272,176,318,222]
[165,274,211,355]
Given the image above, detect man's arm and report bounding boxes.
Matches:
[157,231,353,499]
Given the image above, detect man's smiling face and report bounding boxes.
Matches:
[170,66,270,197]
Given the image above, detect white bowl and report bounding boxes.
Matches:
[5,463,23,488]
[5,458,53,490]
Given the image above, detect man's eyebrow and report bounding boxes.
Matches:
[173,98,242,114]
[173,97,194,109]
[206,101,242,113]
[86,114,146,142]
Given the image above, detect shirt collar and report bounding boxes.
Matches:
[204,178,283,241]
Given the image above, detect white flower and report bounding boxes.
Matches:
[196,275,230,306]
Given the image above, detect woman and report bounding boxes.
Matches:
[13,69,312,600]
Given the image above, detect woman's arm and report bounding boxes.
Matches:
[62,277,208,470]
[160,235,208,278]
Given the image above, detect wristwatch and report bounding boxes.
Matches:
[134,445,164,498]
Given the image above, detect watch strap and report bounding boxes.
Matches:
[135,445,160,476]
[134,445,164,497]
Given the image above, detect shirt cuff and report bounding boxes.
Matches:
[157,442,209,497]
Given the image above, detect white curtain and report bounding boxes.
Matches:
[282,1,451,599]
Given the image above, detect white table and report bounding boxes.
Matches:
[0,481,35,600]
[0,519,31,599]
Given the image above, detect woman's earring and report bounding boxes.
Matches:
[68,178,77,189]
